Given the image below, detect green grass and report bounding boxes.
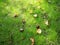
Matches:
[0,0,60,45]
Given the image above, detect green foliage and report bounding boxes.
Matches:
[0,0,60,45]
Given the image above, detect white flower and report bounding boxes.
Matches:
[20,28,24,32]
[45,20,49,25]
[37,29,42,34]
[33,14,38,17]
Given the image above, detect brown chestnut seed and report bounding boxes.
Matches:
[36,25,40,29]
[14,14,18,18]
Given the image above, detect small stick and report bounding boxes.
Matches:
[30,38,35,45]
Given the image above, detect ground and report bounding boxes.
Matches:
[0,0,60,45]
